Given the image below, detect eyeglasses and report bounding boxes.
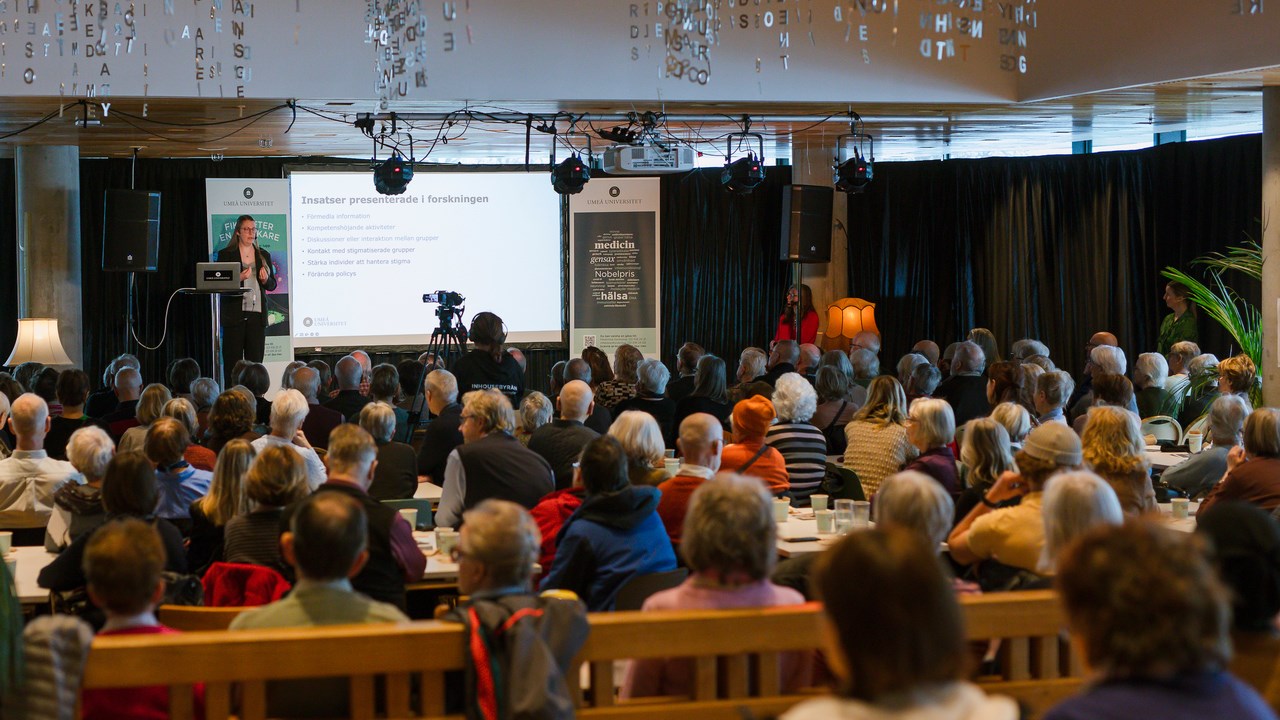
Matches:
[460,413,472,422]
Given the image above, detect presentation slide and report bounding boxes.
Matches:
[288,171,563,347]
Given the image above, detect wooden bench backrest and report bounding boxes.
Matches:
[80,590,1079,720]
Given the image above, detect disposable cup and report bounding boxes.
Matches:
[810,494,829,512]
[398,508,418,529]
[773,498,791,523]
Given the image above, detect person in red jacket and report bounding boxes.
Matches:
[720,395,790,496]
[530,484,585,571]
[773,283,819,346]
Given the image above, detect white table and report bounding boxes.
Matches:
[413,531,459,582]
[775,512,844,558]
[1147,449,1191,471]
[10,546,58,605]
[1156,500,1199,533]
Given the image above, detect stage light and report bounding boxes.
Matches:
[834,151,873,194]
[721,153,765,194]
[374,153,413,195]
[551,154,591,195]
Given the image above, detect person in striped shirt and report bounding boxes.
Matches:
[766,373,830,505]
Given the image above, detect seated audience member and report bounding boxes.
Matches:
[1010,338,1050,363]
[45,426,113,552]
[0,394,81,544]
[985,361,1025,408]
[595,344,644,410]
[1166,340,1201,395]
[819,350,869,406]
[1081,405,1157,515]
[730,347,771,403]
[896,353,929,388]
[1066,332,1117,411]
[278,360,305,392]
[29,367,59,413]
[290,367,341,451]
[85,354,138,418]
[350,350,374,397]
[238,362,275,427]
[0,392,13,457]
[1026,355,1055,372]
[1181,353,1224,427]
[956,419,1017,522]
[187,439,254,574]
[230,492,407,718]
[1034,370,1075,425]
[529,480,586,573]
[624,474,810,698]
[307,359,334,398]
[528,380,600,491]
[225,445,310,574]
[39,452,188,597]
[515,392,553,445]
[657,413,724,544]
[849,330,881,358]
[1165,394,1250,499]
[360,402,419,500]
[912,340,942,366]
[449,499,544,602]
[1070,344,1135,421]
[369,363,409,441]
[1020,363,1045,413]
[935,341,990,427]
[1219,354,1258,401]
[875,470,955,548]
[99,367,144,442]
[435,390,555,529]
[206,390,262,454]
[766,373,828,504]
[251,389,326,491]
[78,519,203,720]
[673,355,733,432]
[939,342,962,377]
[1199,408,1280,516]
[451,313,526,404]
[168,358,201,400]
[903,398,959,497]
[288,424,424,609]
[1045,521,1274,720]
[781,526,1018,720]
[564,357,613,434]
[1038,471,1123,575]
[762,340,800,386]
[666,342,704,403]
[612,359,677,446]
[548,360,568,402]
[416,368,465,483]
[541,436,676,611]
[1134,352,1177,418]
[117,383,173,455]
[811,366,860,455]
[796,343,821,383]
[44,369,93,461]
[844,376,918,498]
[1072,372,1136,435]
[906,362,942,402]
[396,359,426,419]
[609,410,667,487]
[948,423,1083,577]
[968,328,1001,367]
[161,398,216,471]
[146,417,213,529]
[190,376,219,440]
[849,348,879,391]
[990,401,1031,448]
[323,355,373,421]
[721,395,789,496]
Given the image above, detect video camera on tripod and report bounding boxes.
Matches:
[422,290,468,339]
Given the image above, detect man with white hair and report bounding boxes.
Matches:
[350,349,373,396]
[86,353,140,418]
[795,343,821,383]
[254,388,327,490]
[762,340,800,387]
[416,368,465,484]
[0,394,82,544]
[611,359,677,447]
[934,340,990,426]
[850,331,881,357]
[666,342,704,404]
[1163,394,1249,499]
[100,365,144,440]
[323,355,372,421]
[849,349,879,390]
[1067,331,1119,412]
[1010,338,1051,362]
[360,402,420,501]
[528,380,601,490]
[293,366,343,450]
[1070,344,1139,420]
[656,413,724,545]
[1179,353,1222,428]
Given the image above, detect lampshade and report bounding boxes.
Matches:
[825,298,879,341]
[5,318,74,366]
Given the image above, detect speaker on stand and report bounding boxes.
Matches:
[780,184,834,340]
[102,189,161,351]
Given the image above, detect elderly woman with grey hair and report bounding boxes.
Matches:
[251,388,326,491]
[1010,338,1050,362]
[609,410,668,487]
[1163,394,1251,500]
[612,358,677,448]
[1134,352,1177,418]
[360,401,420,501]
[515,392,554,446]
[1038,470,1123,575]
[896,353,929,388]
[45,425,115,551]
[874,470,955,548]
[623,473,811,699]
[849,348,880,388]
[766,373,829,505]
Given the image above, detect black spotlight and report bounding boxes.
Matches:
[374,153,413,195]
[834,152,873,194]
[721,153,765,194]
[551,154,591,195]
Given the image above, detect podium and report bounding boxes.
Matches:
[178,288,247,388]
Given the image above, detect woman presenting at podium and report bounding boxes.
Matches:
[216,215,277,365]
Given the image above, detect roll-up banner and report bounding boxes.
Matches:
[569,178,662,359]
[206,179,294,395]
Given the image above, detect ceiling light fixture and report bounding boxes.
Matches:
[834,112,875,194]
[722,116,766,194]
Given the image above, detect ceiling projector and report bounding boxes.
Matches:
[603,144,697,175]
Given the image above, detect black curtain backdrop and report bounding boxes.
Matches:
[847,134,1263,379]
[0,160,15,362]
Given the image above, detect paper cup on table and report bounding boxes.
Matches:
[815,509,835,534]
[810,494,829,512]
[398,508,418,529]
[0,531,11,555]
[1187,432,1203,454]
[664,449,676,459]
[436,529,459,558]
[663,458,680,476]
[773,498,791,523]
[1171,497,1190,520]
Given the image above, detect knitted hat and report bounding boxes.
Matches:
[1021,422,1083,466]
[732,395,775,438]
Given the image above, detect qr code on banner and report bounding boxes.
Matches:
[583,335,596,348]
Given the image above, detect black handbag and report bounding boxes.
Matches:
[822,402,848,456]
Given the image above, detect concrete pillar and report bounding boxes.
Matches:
[790,142,849,344]
[1263,88,1280,407]
[15,146,82,367]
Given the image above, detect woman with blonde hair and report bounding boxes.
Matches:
[609,410,667,487]
[187,438,254,574]
[990,401,1031,448]
[162,397,216,471]
[223,444,309,574]
[843,376,917,498]
[1080,405,1155,515]
[1218,354,1257,399]
[955,418,1017,523]
[116,383,173,455]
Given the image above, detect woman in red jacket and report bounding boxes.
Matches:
[773,283,819,345]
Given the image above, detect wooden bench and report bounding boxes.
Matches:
[79,590,1080,720]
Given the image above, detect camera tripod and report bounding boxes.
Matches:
[401,307,468,442]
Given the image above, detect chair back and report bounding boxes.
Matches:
[1182,413,1210,444]
[157,605,246,631]
[1141,415,1182,444]
[201,562,292,608]
[821,463,867,501]
[613,568,690,611]
[382,498,434,530]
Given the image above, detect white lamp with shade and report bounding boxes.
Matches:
[4,318,74,367]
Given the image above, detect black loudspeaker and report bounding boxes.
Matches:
[780,184,833,262]
[102,189,161,272]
